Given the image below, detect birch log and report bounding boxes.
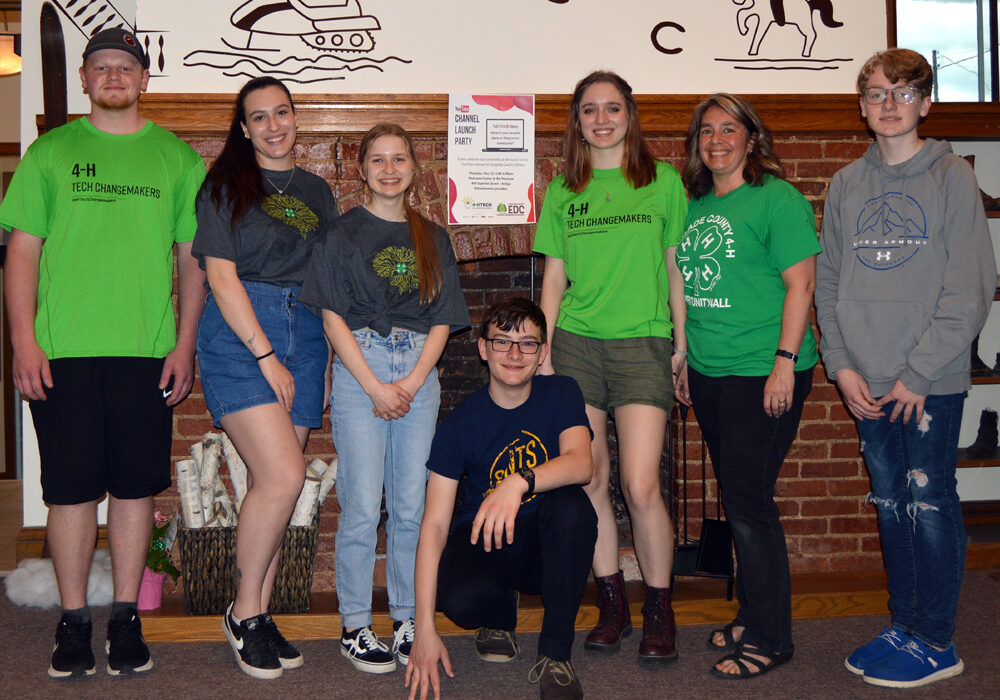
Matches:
[198,434,223,520]
[214,473,237,527]
[176,458,205,528]
[318,455,338,506]
[222,433,249,508]
[289,460,325,526]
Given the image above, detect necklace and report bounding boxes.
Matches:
[263,167,295,195]
[592,175,618,201]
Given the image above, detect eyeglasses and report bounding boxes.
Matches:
[862,86,924,105]
[486,338,542,354]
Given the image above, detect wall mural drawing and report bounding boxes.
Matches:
[719,0,850,72]
[44,1,171,75]
[182,0,411,83]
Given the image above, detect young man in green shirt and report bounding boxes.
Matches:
[0,28,205,679]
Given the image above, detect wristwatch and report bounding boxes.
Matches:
[515,468,535,497]
[775,349,798,363]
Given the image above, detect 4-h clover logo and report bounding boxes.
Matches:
[374,246,420,294]
[676,225,726,294]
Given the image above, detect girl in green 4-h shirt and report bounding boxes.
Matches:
[533,71,688,666]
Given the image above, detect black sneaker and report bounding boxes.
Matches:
[392,618,415,666]
[474,627,520,663]
[106,610,153,676]
[104,612,153,676]
[340,626,397,674]
[222,603,282,679]
[261,613,303,669]
[48,615,96,679]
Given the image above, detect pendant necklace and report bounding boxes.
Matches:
[593,175,617,201]
[263,166,295,195]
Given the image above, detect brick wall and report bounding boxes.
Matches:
[162,130,881,593]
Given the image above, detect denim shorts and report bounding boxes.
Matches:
[197,281,328,428]
[550,328,673,412]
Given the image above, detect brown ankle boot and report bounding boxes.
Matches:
[638,584,678,665]
[584,570,632,653]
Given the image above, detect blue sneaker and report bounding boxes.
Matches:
[863,638,964,688]
[844,626,910,675]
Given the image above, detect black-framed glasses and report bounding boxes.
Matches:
[486,338,542,354]
[862,86,924,105]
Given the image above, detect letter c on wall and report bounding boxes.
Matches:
[651,21,685,54]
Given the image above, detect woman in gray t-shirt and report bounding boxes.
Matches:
[192,77,337,679]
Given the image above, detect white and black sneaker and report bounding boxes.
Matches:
[340,626,397,674]
[48,615,96,679]
[261,613,303,669]
[222,602,283,679]
[392,618,415,666]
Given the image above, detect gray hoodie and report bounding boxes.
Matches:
[815,138,996,397]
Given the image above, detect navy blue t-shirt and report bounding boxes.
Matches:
[427,374,591,525]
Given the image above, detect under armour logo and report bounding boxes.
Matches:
[876,251,892,262]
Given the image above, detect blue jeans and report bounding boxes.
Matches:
[856,393,966,649]
[332,329,439,628]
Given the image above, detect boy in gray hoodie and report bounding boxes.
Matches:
[815,48,995,689]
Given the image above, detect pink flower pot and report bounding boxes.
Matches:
[137,567,167,610]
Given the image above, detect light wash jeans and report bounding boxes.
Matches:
[856,393,966,649]
[332,329,439,628]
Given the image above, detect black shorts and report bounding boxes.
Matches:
[30,357,173,505]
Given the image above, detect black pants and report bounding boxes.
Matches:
[687,367,813,655]
[437,486,597,661]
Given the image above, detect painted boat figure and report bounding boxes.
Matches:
[232,0,380,53]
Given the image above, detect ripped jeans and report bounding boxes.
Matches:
[856,392,965,649]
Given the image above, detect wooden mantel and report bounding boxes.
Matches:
[122,94,1000,140]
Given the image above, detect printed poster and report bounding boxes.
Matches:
[447,95,535,225]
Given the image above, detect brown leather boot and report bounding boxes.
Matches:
[638,584,678,665]
[584,570,632,653]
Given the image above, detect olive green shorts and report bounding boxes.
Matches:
[550,328,674,413]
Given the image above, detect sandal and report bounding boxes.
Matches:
[705,620,743,652]
[710,644,792,680]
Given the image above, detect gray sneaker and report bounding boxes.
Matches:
[528,655,583,700]
[474,627,520,663]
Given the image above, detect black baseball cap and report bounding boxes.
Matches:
[82,27,148,69]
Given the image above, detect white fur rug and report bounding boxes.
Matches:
[4,549,114,608]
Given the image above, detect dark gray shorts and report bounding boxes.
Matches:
[550,328,674,412]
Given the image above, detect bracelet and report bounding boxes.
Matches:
[775,349,798,363]
[255,350,275,362]
[672,349,688,357]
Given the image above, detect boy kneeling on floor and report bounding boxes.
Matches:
[405,298,598,700]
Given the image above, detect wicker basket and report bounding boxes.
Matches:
[178,519,320,615]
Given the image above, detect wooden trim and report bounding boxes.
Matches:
[0,143,18,157]
[16,525,108,562]
[40,94,1000,141]
[886,0,897,48]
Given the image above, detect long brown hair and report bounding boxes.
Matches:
[359,123,442,304]
[682,93,784,200]
[201,76,295,228]
[562,71,656,193]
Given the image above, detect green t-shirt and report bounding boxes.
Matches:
[533,161,688,339]
[679,175,820,376]
[0,117,205,359]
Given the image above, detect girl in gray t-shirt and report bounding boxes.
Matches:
[300,123,469,674]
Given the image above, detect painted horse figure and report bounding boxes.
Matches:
[734,0,843,57]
